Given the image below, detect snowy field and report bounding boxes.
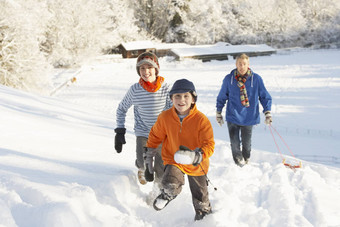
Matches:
[0,48,340,226]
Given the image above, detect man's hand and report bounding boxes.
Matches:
[265,111,272,125]
[216,111,224,126]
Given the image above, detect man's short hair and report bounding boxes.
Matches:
[236,53,249,61]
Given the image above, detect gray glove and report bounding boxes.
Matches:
[174,145,203,166]
[216,111,224,126]
[144,147,157,174]
[265,111,272,125]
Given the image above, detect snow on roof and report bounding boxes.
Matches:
[120,41,275,58]
[171,44,276,57]
[121,40,155,51]
[153,42,191,50]
[121,41,191,51]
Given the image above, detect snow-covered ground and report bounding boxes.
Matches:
[1,49,340,226]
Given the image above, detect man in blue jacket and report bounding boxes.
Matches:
[216,53,272,167]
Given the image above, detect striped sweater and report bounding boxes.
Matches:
[116,82,172,137]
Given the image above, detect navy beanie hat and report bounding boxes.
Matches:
[169,79,197,101]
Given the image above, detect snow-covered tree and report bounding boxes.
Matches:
[173,0,237,44]
[41,0,112,67]
[1,0,340,95]
[230,0,307,47]
[133,0,179,41]
[297,0,340,46]
[269,0,306,47]
[41,0,147,67]
[0,0,51,94]
[106,0,147,44]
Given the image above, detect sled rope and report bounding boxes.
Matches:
[268,125,301,170]
[269,125,295,158]
[199,163,217,191]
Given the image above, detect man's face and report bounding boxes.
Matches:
[236,58,249,76]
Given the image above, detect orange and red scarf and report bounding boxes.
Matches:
[139,76,164,92]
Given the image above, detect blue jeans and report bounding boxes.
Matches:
[227,122,253,163]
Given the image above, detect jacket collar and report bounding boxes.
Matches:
[171,104,197,121]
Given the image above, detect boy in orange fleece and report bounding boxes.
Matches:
[144,79,215,221]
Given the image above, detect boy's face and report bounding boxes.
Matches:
[236,58,249,76]
[171,92,195,115]
[139,63,156,83]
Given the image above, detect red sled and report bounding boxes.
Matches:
[282,159,302,171]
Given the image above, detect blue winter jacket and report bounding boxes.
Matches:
[216,69,272,126]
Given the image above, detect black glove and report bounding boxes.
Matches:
[114,128,126,153]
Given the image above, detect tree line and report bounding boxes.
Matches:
[1,0,339,93]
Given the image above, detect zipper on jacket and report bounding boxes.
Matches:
[179,120,183,133]
[178,108,192,133]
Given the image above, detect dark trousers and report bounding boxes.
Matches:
[227,122,253,162]
[161,165,211,213]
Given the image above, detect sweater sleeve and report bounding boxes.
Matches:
[116,86,134,128]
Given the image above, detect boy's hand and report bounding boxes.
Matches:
[216,111,224,126]
[114,128,126,153]
[264,111,272,125]
[174,145,202,166]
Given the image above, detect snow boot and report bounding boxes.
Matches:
[235,156,246,167]
[153,190,176,211]
[194,209,212,221]
[138,169,147,185]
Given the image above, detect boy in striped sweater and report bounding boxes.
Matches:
[114,52,172,185]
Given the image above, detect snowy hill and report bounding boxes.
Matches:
[1,49,340,226]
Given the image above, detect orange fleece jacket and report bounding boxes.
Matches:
[146,104,215,176]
